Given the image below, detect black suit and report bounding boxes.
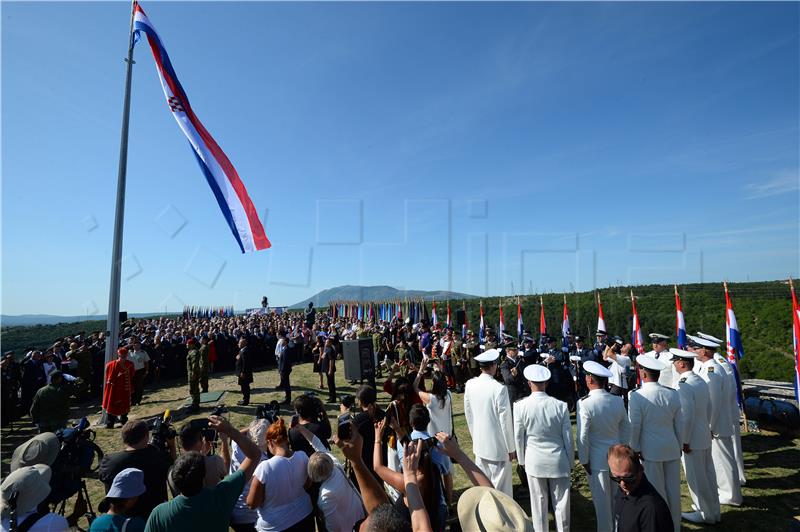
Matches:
[236,346,253,404]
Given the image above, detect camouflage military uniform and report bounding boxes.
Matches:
[199,344,210,393]
[186,347,201,409]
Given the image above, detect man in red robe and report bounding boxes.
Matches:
[102,347,135,428]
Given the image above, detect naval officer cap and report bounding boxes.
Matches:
[668,348,697,361]
[697,332,724,344]
[687,334,720,349]
[637,354,667,371]
[474,349,500,365]
[524,364,551,382]
[649,333,670,343]
[583,360,613,379]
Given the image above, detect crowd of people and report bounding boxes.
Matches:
[0,302,748,531]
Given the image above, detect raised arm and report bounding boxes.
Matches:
[209,415,261,478]
[403,441,433,532]
[372,419,404,492]
[413,357,431,404]
[336,422,389,513]
[435,433,492,488]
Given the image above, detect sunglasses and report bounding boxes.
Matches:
[610,472,638,484]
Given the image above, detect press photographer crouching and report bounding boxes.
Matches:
[98,420,174,520]
[145,415,263,532]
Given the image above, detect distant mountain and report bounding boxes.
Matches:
[290,285,479,309]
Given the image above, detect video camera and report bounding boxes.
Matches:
[150,410,176,455]
[47,417,103,519]
[255,400,282,424]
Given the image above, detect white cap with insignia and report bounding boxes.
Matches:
[524,364,551,382]
[668,348,697,360]
[648,333,670,342]
[583,360,613,378]
[697,332,724,344]
[637,354,667,371]
[687,334,720,349]
[474,348,500,364]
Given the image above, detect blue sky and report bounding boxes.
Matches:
[2,1,798,315]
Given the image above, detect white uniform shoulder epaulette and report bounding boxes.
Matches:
[679,377,687,383]
[707,367,714,373]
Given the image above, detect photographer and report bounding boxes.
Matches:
[145,415,263,532]
[603,337,630,398]
[98,420,173,520]
[1,465,68,532]
[288,394,331,457]
[176,423,228,489]
[352,385,385,484]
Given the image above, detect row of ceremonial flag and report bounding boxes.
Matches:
[329,281,800,405]
[183,306,234,318]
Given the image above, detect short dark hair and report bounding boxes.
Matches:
[642,368,660,381]
[179,424,203,451]
[121,420,149,447]
[171,451,205,497]
[356,385,377,407]
[293,394,318,421]
[409,404,430,431]
[363,502,411,532]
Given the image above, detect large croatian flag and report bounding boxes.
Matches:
[498,302,506,338]
[674,285,687,349]
[631,291,644,355]
[596,292,606,334]
[133,3,270,253]
[517,299,524,338]
[479,301,486,343]
[562,296,571,349]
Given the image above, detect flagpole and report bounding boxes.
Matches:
[104,0,137,370]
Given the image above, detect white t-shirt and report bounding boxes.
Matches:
[425,392,453,436]
[253,452,312,532]
[1,512,68,532]
[129,349,150,371]
[608,354,630,388]
[229,441,269,524]
[318,466,366,532]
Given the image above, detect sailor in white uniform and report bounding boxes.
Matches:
[646,333,676,388]
[669,348,721,525]
[628,354,684,532]
[463,348,516,496]
[577,361,630,532]
[688,335,743,507]
[514,364,573,532]
[697,331,746,486]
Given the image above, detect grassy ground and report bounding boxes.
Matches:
[3,361,799,530]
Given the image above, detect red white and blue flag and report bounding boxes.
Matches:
[498,302,506,338]
[479,301,486,343]
[446,302,452,328]
[724,283,744,406]
[517,298,524,338]
[675,285,687,349]
[631,290,644,355]
[790,279,800,405]
[133,3,270,253]
[431,301,438,326]
[562,295,571,349]
[596,292,606,334]
[462,302,469,340]
[539,296,547,344]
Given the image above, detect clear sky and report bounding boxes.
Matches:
[2,1,798,316]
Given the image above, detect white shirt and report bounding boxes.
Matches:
[577,389,630,470]
[653,349,676,388]
[229,442,269,524]
[607,354,630,388]
[464,373,515,461]
[254,452,312,532]
[628,381,683,462]
[129,349,150,371]
[694,358,734,437]
[1,512,68,532]
[425,392,453,436]
[514,391,573,478]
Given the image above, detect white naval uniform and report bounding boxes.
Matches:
[514,391,573,532]
[464,372,516,496]
[576,389,630,532]
[607,353,630,389]
[628,381,684,532]
[695,358,743,506]
[675,371,721,523]
[713,352,746,485]
[655,349,677,388]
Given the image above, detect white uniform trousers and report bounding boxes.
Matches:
[732,427,746,485]
[712,436,743,505]
[642,459,681,532]
[682,448,720,523]
[586,469,616,532]
[527,475,570,532]
[475,456,512,497]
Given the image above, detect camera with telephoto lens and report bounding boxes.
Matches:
[188,404,228,444]
[337,412,353,440]
[255,400,282,424]
[150,410,176,455]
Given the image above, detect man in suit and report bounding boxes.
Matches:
[670,348,720,525]
[573,335,595,397]
[235,337,253,406]
[464,348,516,496]
[688,334,743,507]
[628,355,684,532]
[500,343,527,407]
[514,364,573,532]
[577,361,630,532]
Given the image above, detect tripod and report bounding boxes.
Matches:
[55,479,96,532]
